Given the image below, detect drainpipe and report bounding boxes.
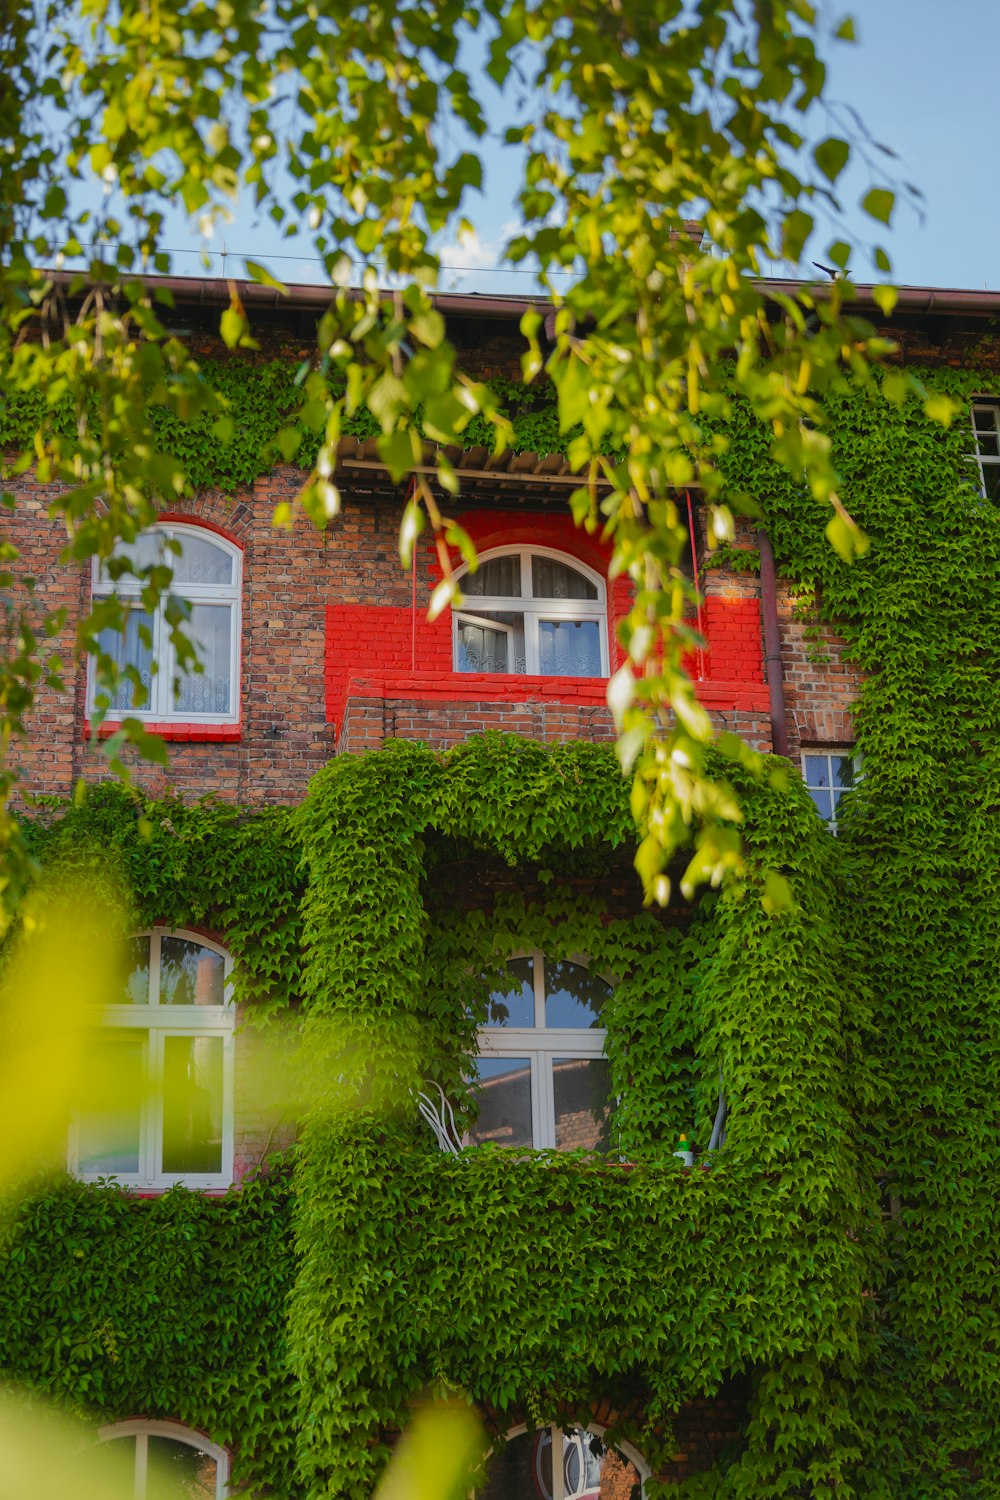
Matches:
[756,529,789,758]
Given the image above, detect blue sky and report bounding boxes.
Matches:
[148,0,1000,295]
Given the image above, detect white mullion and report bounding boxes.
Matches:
[531,1056,547,1149]
[146,1027,164,1186]
[519,548,532,602]
[533,949,546,1029]
[221,1028,236,1186]
[134,1432,148,1500]
[551,1427,565,1500]
[148,931,161,1006]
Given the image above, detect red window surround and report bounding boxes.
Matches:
[325,508,768,730]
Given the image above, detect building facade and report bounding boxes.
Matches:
[1,278,997,1498]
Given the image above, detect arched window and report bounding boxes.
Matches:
[95,1419,229,1499]
[478,1424,646,1500]
[453,547,608,678]
[471,953,614,1152]
[90,523,242,723]
[70,929,236,1190]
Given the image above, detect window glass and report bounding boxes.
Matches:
[169,532,234,587]
[538,619,602,677]
[120,936,151,1004]
[469,1057,533,1148]
[972,403,1000,502]
[73,930,233,1188]
[147,1435,218,1499]
[162,1036,225,1174]
[91,524,240,723]
[543,960,611,1028]
[531,556,598,600]
[453,548,606,678]
[76,1029,144,1174]
[93,1425,228,1500]
[98,609,155,711]
[478,1427,642,1500]
[473,953,613,1152]
[803,751,855,827]
[485,957,535,1027]
[456,617,512,674]
[464,555,522,597]
[553,1057,612,1152]
[174,604,233,715]
[159,937,226,1006]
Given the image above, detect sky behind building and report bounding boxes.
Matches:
[142,0,998,295]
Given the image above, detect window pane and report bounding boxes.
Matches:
[159,938,226,1006]
[457,618,509,674]
[477,1429,538,1500]
[983,464,1000,503]
[806,786,834,821]
[170,532,234,586]
[804,755,831,787]
[531,556,598,601]
[161,1036,224,1174]
[469,1057,533,1148]
[478,1428,638,1500]
[119,935,151,1004]
[174,605,232,715]
[97,610,155,711]
[553,1057,612,1153]
[543,960,611,1028]
[538,619,602,677]
[99,532,168,583]
[77,1030,144,1174]
[485,957,535,1027]
[147,1435,218,1500]
[832,754,855,790]
[463,556,521,597]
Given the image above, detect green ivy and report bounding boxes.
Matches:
[0,363,576,495]
[0,1172,297,1495]
[5,360,1000,1496]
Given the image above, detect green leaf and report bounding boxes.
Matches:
[862,187,895,225]
[813,137,850,184]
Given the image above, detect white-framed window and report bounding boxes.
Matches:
[89,523,242,722]
[453,547,608,678]
[802,749,857,831]
[92,1418,229,1499]
[69,929,236,1191]
[478,1423,647,1500]
[971,401,1000,503]
[471,952,613,1152]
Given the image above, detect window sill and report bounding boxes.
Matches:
[84,719,242,743]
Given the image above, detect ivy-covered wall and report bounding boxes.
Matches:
[3,331,1000,1497]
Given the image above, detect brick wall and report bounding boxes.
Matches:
[775,580,864,757]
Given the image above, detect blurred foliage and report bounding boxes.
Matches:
[0,0,924,916]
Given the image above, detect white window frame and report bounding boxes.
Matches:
[971,400,1000,501]
[481,1422,648,1500]
[474,950,612,1152]
[89,522,242,724]
[453,545,609,678]
[96,1418,229,1499]
[69,928,236,1191]
[801,748,859,832]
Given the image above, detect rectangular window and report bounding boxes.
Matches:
[971,402,1000,502]
[470,952,614,1152]
[70,930,235,1190]
[802,749,856,831]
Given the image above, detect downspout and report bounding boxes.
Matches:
[756,529,789,758]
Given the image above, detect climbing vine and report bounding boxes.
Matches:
[0,363,574,496]
[3,359,999,1497]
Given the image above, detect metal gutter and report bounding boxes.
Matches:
[42,267,1000,322]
